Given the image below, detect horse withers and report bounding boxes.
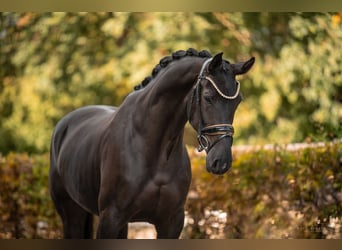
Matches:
[49,48,255,238]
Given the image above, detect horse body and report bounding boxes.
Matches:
[49,49,255,238]
[50,56,205,238]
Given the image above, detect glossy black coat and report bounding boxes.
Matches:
[49,51,255,238]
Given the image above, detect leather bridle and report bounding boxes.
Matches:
[188,58,240,153]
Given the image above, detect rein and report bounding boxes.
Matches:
[188,58,239,153]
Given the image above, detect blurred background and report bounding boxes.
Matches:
[0,12,341,239]
[1,12,341,153]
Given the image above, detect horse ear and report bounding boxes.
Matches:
[232,57,255,75]
[208,52,223,72]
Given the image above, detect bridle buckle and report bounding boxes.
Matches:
[197,134,209,152]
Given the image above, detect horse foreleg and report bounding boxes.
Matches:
[96,207,128,239]
[118,224,128,239]
[155,209,185,239]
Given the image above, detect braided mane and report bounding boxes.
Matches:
[133,48,212,91]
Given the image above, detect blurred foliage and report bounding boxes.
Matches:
[0,12,341,153]
[0,142,340,238]
[0,153,61,238]
[1,12,340,239]
[183,141,342,239]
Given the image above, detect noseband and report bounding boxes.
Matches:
[188,58,240,153]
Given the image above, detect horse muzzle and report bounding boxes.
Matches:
[206,158,232,175]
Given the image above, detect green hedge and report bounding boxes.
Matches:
[183,142,342,239]
[0,141,341,238]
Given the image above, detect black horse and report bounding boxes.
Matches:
[49,48,255,238]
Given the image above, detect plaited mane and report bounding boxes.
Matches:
[133,48,212,91]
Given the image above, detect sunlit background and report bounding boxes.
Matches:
[1,12,341,153]
[0,12,341,239]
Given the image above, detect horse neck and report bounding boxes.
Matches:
[119,57,206,146]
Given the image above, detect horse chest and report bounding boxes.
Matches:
[131,179,185,221]
[132,166,186,209]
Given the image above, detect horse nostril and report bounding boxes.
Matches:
[212,160,220,171]
[211,160,230,175]
[213,160,225,171]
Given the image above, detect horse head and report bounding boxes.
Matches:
[188,52,255,175]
